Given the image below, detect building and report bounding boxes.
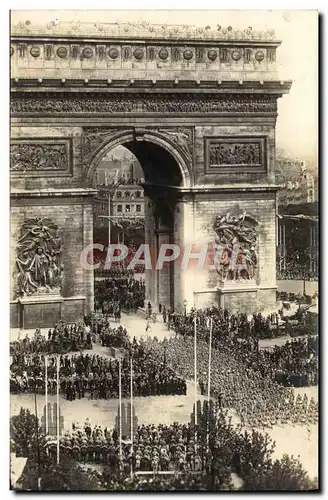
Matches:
[277,157,318,206]
[95,155,144,186]
[276,203,318,279]
[93,148,145,229]
[94,183,145,230]
[276,155,318,279]
[10,18,292,324]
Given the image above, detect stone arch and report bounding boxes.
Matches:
[84,128,193,187]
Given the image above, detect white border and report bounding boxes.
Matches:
[2,2,324,499]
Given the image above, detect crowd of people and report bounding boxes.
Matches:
[10,323,92,356]
[40,405,317,491]
[168,307,283,341]
[255,337,318,387]
[94,252,145,278]
[10,342,187,399]
[277,291,313,304]
[54,420,201,473]
[94,277,145,313]
[85,317,130,349]
[143,335,318,429]
[185,307,318,387]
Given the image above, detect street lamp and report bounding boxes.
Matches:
[183,299,188,317]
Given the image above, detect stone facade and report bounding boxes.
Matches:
[11,22,279,82]
[10,22,292,325]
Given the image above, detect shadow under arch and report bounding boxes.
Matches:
[84,128,193,188]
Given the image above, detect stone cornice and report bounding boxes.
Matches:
[11,80,292,94]
[10,188,98,198]
[144,183,281,194]
[184,184,281,193]
[10,36,282,81]
[11,34,281,48]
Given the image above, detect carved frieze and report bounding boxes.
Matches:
[10,139,72,176]
[205,137,266,174]
[10,36,277,69]
[11,95,277,115]
[210,142,261,166]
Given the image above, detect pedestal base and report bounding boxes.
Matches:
[193,284,277,315]
[18,295,64,329]
[12,295,87,329]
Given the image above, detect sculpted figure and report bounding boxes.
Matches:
[16,218,63,296]
[214,208,259,282]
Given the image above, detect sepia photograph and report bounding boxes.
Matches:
[9,8,319,492]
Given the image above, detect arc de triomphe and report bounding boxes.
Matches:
[10,21,291,328]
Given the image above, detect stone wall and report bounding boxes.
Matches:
[194,123,276,185]
[10,73,289,320]
[10,126,83,192]
[178,189,277,311]
[10,194,94,316]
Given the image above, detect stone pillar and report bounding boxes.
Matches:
[144,196,156,305]
[83,202,94,314]
[157,231,172,309]
[175,196,209,313]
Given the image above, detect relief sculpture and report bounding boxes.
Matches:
[16,218,63,297]
[156,128,193,164]
[209,142,261,166]
[214,207,259,282]
[82,127,121,159]
[11,95,277,115]
[10,142,68,172]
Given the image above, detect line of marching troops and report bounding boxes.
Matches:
[143,336,318,430]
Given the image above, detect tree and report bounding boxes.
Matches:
[234,429,275,480]
[17,456,103,491]
[242,455,318,491]
[10,407,44,458]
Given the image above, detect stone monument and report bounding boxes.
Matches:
[41,402,64,436]
[213,205,261,311]
[15,217,64,328]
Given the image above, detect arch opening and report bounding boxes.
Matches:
[91,139,186,314]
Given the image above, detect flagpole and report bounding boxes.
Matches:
[207,317,213,448]
[207,318,213,403]
[34,376,41,490]
[119,356,122,461]
[56,355,60,465]
[108,191,111,247]
[194,315,197,455]
[130,355,133,477]
[45,355,48,435]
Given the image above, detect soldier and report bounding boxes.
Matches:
[162,306,167,324]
